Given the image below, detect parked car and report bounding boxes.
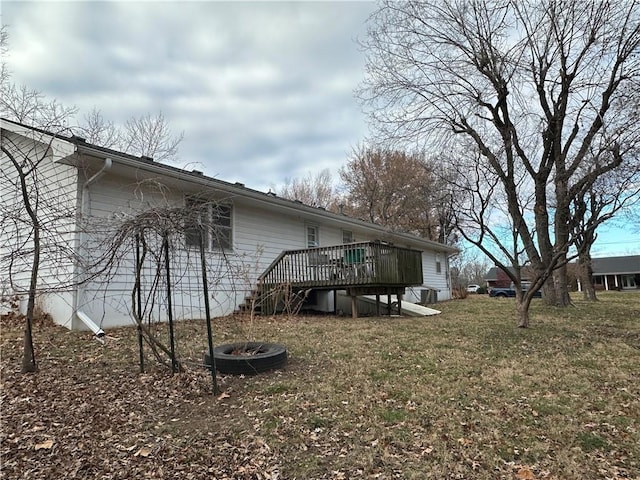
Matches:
[466,284,481,293]
[489,282,542,298]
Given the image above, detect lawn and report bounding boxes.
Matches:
[1,292,639,479]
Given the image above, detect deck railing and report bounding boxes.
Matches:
[258,241,423,298]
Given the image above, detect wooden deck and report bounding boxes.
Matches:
[256,241,423,315]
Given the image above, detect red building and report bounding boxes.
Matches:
[484,266,533,289]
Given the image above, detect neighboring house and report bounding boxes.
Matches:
[484,267,531,289]
[578,255,640,291]
[484,267,508,289]
[1,118,458,331]
[484,266,533,289]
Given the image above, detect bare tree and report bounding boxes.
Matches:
[1,25,9,87]
[75,109,184,163]
[1,28,81,371]
[1,28,76,128]
[451,250,492,289]
[1,119,80,372]
[340,145,456,243]
[1,81,77,130]
[360,0,640,326]
[278,168,342,211]
[122,112,184,163]
[76,107,122,149]
[572,162,640,300]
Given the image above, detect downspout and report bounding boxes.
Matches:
[446,252,457,299]
[75,158,112,340]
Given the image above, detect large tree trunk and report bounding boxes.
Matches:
[578,251,598,301]
[553,262,572,307]
[533,182,560,307]
[542,273,558,306]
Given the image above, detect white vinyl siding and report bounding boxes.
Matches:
[417,251,451,300]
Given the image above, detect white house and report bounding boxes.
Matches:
[576,255,640,291]
[1,118,457,332]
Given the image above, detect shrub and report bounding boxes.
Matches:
[453,286,468,299]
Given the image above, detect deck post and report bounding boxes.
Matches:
[387,294,392,315]
[397,293,402,315]
[351,294,358,318]
[375,294,380,316]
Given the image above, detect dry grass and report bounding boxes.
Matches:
[1,292,639,479]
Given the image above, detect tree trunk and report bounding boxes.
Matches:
[553,263,572,307]
[532,183,558,307]
[22,226,39,373]
[578,252,598,301]
[22,317,37,373]
[6,145,40,373]
[516,295,530,328]
[542,273,558,306]
[552,167,572,307]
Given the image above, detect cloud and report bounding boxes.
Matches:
[3,1,375,190]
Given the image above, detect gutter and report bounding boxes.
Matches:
[74,157,112,340]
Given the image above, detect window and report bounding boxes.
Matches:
[436,253,442,274]
[185,197,209,248]
[342,230,354,244]
[211,204,232,250]
[184,197,233,251]
[306,225,318,247]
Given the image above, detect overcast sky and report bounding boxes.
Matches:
[3,1,638,257]
[2,0,375,192]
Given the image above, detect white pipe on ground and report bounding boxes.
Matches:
[76,310,105,342]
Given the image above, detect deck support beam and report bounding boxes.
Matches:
[347,286,405,318]
[351,294,358,319]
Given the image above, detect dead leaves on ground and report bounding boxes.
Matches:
[34,439,54,451]
[2,311,639,479]
[1,331,282,479]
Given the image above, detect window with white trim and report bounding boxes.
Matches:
[436,253,442,274]
[342,230,354,244]
[184,197,233,251]
[306,225,319,247]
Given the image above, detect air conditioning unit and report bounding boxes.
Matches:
[421,289,437,304]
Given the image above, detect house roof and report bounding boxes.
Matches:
[591,255,640,275]
[484,267,500,281]
[2,117,458,254]
[484,266,532,281]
